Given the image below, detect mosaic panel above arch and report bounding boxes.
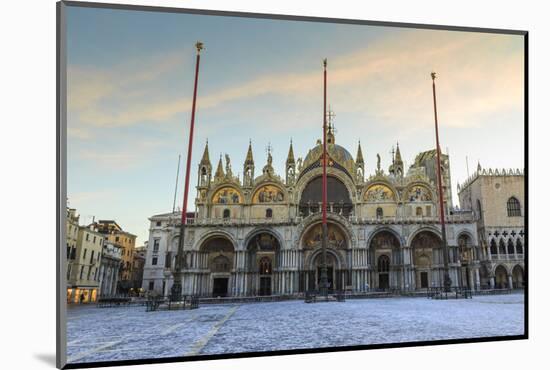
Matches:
[364,184,396,202]
[212,186,242,204]
[252,184,285,204]
[405,184,433,202]
[302,223,347,250]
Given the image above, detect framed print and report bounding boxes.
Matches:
[57,1,528,368]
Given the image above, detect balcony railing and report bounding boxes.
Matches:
[174,209,475,226]
[488,253,524,260]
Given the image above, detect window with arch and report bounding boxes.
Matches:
[223,209,230,219]
[377,255,390,272]
[376,207,383,219]
[490,239,498,255]
[507,239,515,254]
[507,197,521,217]
[499,239,506,254]
[416,207,423,216]
[258,256,272,274]
[516,239,523,254]
[266,208,273,218]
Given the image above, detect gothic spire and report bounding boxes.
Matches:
[286,139,295,164]
[245,139,254,165]
[200,139,211,165]
[356,140,364,164]
[395,142,403,165]
[214,154,224,179]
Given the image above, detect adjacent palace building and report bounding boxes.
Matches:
[142,127,525,297]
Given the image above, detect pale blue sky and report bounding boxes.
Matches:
[66,5,525,244]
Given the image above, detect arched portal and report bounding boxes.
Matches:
[512,265,524,289]
[299,176,352,217]
[369,230,401,290]
[494,265,508,289]
[377,255,390,289]
[246,232,280,296]
[310,252,340,292]
[301,221,349,292]
[411,230,442,289]
[200,236,235,297]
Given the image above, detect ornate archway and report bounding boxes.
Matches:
[199,236,236,297]
[368,229,401,290]
[411,230,442,289]
[301,221,349,292]
[245,231,281,296]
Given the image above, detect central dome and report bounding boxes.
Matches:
[303,142,354,167]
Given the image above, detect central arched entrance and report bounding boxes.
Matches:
[302,221,349,292]
[200,236,235,297]
[299,176,353,217]
[246,232,280,296]
[312,252,338,291]
[369,230,401,290]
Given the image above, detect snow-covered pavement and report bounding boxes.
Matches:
[66,293,525,364]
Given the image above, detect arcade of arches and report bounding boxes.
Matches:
[178,225,514,297]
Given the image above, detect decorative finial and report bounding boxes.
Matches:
[323,58,327,67]
[327,105,336,126]
[195,41,204,53]
[431,71,437,80]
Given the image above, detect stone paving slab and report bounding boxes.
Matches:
[66,293,525,364]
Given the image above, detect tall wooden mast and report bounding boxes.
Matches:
[431,71,452,292]
[319,58,329,297]
[171,42,204,301]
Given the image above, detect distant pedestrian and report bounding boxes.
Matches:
[80,293,85,303]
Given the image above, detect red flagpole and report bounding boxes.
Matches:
[181,43,203,225]
[322,59,327,226]
[431,71,451,292]
[320,58,329,297]
[171,41,204,301]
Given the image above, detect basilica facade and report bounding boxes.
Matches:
[142,127,483,297]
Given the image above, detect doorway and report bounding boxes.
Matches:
[259,277,271,296]
[420,271,428,288]
[379,273,389,289]
[212,277,229,297]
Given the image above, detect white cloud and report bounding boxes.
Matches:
[67,29,523,137]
